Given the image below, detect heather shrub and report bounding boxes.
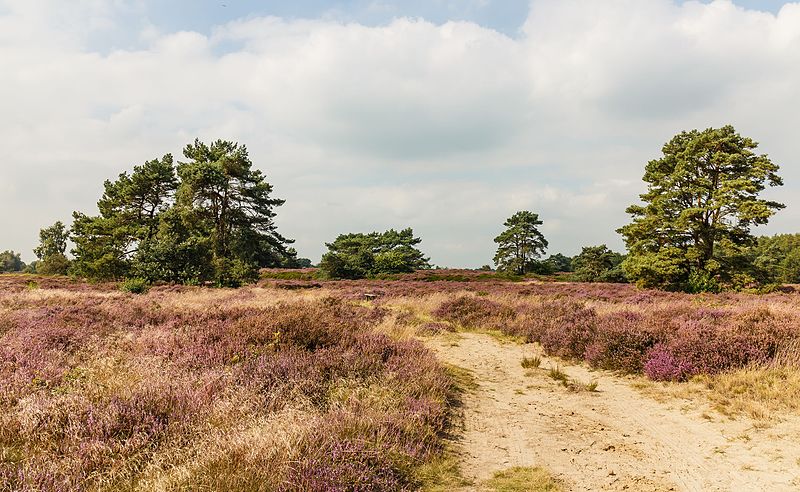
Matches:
[584,311,663,372]
[644,309,797,381]
[288,436,406,491]
[417,322,454,335]
[520,301,597,359]
[0,277,455,490]
[644,344,696,381]
[433,295,515,330]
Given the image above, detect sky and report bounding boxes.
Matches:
[1,0,799,267]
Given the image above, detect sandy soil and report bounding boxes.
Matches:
[427,332,800,492]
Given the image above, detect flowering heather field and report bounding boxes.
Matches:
[3,273,800,491]
[0,275,456,491]
[262,269,800,380]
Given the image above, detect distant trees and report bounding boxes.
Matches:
[0,251,24,273]
[71,154,179,280]
[619,126,783,291]
[34,221,70,275]
[319,228,430,279]
[493,211,548,275]
[71,139,297,286]
[750,234,800,285]
[543,253,573,273]
[571,245,626,283]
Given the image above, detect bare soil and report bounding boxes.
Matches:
[427,332,800,492]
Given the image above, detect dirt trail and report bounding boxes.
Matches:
[427,332,800,491]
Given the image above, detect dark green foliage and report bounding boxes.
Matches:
[129,208,213,284]
[0,251,25,272]
[750,234,800,284]
[120,277,149,294]
[571,245,626,283]
[34,221,68,260]
[618,125,783,291]
[319,228,430,279]
[293,257,314,268]
[71,154,177,280]
[525,260,554,275]
[493,211,548,275]
[543,253,572,273]
[70,140,296,286]
[33,221,70,275]
[178,140,295,283]
[37,254,71,276]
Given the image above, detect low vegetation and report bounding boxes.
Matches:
[3,267,800,489]
[0,276,459,491]
[484,466,562,492]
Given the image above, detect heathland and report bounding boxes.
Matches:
[3,270,800,491]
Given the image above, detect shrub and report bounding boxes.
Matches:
[0,281,454,490]
[644,344,696,381]
[433,296,514,330]
[120,277,149,294]
[584,311,663,372]
[520,301,596,358]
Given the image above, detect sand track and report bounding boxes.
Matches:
[427,332,800,491]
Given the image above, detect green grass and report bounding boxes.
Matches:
[545,365,598,392]
[258,270,319,280]
[417,451,473,491]
[484,466,562,491]
[548,365,569,384]
[521,356,541,369]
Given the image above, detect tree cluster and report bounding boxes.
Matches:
[0,251,25,273]
[70,139,298,286]
[619,125,784,292]
[570,245,626,283]
[7,125,792,293]
[318,228,430,279]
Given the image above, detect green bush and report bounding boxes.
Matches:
[686,270,720,294]
[120,278,149,294]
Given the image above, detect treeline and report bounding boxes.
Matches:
[488,126,791,291]
[2,140,304,287]
[3,126,798,292]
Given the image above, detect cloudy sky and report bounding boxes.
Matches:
[2,0,799,266]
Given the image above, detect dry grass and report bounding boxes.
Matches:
[701,365,800,420]
[483,466,563,491]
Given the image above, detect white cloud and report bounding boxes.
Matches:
[1,0,799,266]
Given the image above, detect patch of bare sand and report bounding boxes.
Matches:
[427,332,800,492]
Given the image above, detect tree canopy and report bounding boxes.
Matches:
[749,233,800,285]
[71,139,297,285]
[0,250,24,273]
[571,245,626,283]
[319,228,430,279]
[618,125,783,291]
[543,253,573,273]
[493,211,548,275]
[34,221,70,275]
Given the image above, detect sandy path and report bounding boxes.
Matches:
[427,332,800,491]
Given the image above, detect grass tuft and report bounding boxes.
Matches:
[521,356,541,369]
[548,365,568,383]
[484,466,563,491]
